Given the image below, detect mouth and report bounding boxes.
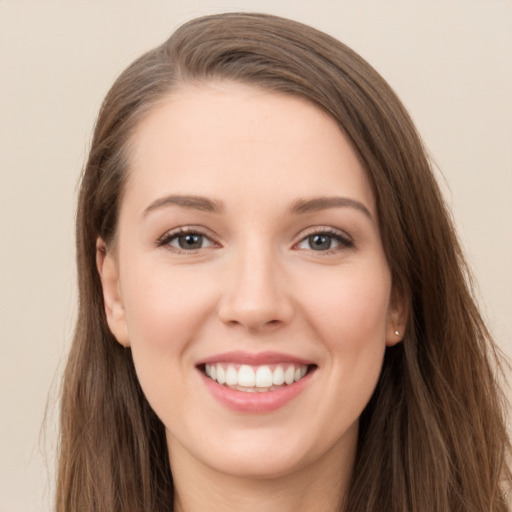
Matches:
[199,362,316,393]
[196,351,317,412]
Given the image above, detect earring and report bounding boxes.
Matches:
[394,330,400,336]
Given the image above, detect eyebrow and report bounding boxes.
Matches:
[143,194,224,216]
[143,194,372,219]
[290,196,372,219]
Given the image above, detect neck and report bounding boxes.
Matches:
[169,432,356,512]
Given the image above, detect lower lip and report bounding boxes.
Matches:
[200,369,314,413]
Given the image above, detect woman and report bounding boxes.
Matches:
[56,12,511,511]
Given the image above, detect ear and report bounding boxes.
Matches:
[385,286,408,347]
[96,237,130,347]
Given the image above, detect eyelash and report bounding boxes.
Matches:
[294,227,354,254]
[156,227,218,252]
[156,226,354,254]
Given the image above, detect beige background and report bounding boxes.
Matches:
[1,1,510,510]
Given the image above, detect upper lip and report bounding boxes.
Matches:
[197,351,315,366]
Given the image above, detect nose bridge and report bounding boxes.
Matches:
[218,234,292,330]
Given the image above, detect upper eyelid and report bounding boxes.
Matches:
[156,226,220,246]
[292,227,354,254]
[294,225,352,242]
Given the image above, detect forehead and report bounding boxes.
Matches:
[124,81,375,215]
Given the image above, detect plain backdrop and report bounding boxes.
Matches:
[0,1,511,510]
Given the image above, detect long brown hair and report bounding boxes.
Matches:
[56,12,511,511]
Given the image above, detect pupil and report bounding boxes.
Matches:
[309,234,331,250]
[179,234,202,249]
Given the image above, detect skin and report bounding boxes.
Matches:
[98,81,406,512]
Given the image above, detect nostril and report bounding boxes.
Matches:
[217,279,294,330]
[221,314,286,332]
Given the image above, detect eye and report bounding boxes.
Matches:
[296,229,353,252]
[157,228,216,252]
[173,233,208,250]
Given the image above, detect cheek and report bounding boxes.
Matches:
[122,261,217,350]
[299,261,390,406]
[119,262,218,404]
[298,262,392,347]
[300,264,390,426]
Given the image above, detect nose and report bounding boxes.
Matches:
[217,242,294,332]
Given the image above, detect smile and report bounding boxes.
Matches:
[197,352,317,413]
[204,363,310,392]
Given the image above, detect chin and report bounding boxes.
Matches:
[208,449,308,481]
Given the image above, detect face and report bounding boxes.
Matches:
[98,82,405,481]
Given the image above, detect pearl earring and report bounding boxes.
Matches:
[394,330,400,336]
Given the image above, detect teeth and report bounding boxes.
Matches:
[204,363,309,391]
[217,365,226,385]
[295,366,307,381]
[255,366,273,387]
[284,366,295,385]
[238,365,255,387]
[225,365,238,385]
[272,365,285,385]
